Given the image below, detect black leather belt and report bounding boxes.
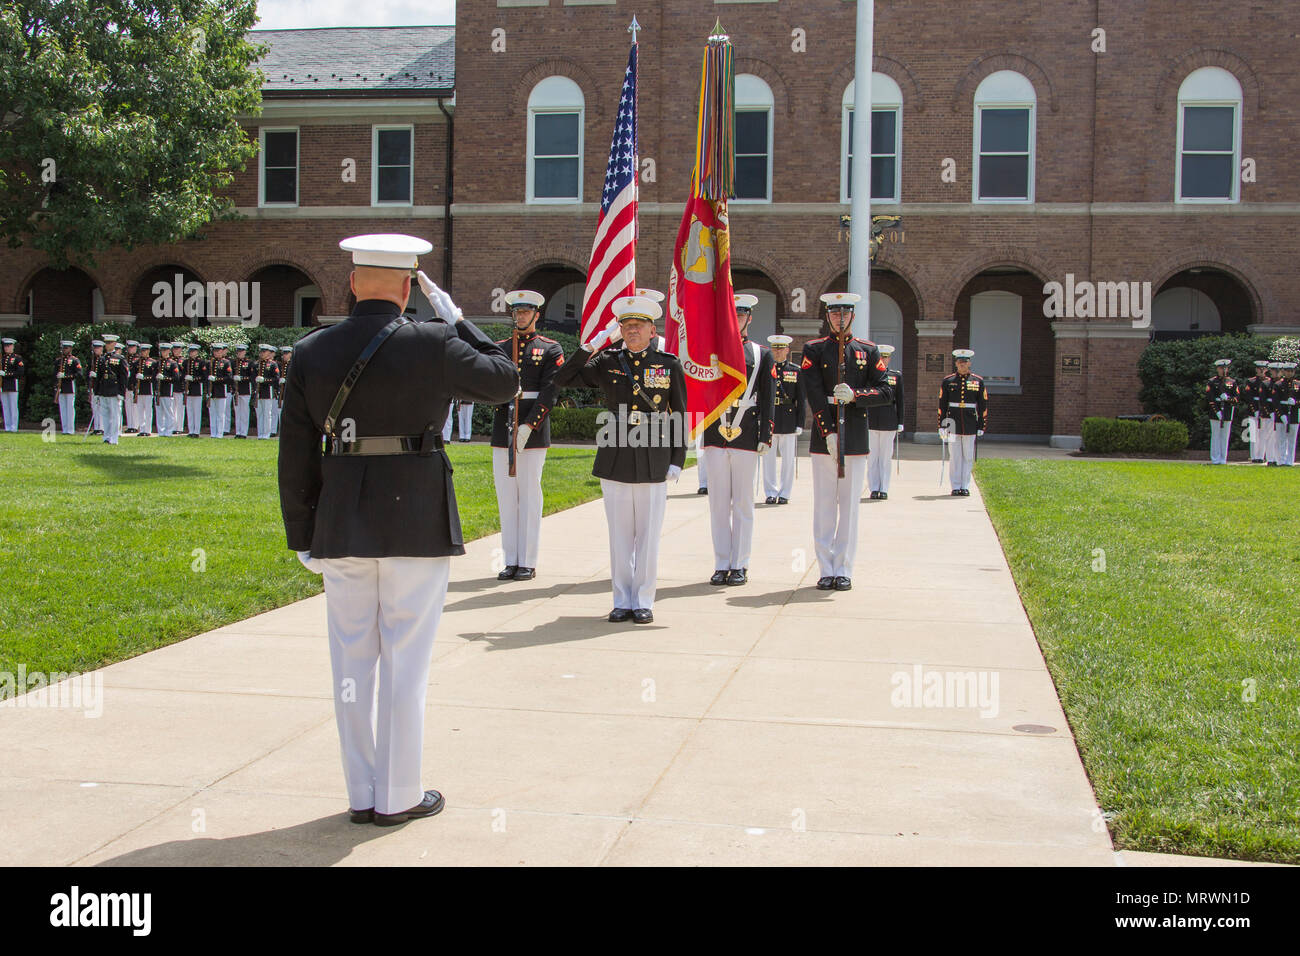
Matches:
[324,429,443,456]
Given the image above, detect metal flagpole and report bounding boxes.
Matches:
[848,0,873,339]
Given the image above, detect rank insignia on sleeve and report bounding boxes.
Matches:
[556,356,564,366]
[877,358,888,371]
[801,358,812,369]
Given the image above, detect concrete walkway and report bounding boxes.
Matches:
[0,456,1253,866]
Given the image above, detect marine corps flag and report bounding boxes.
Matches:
[665,24,747,439]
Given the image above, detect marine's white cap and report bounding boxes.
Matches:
[1,337,14,344]
[138,341,152,349]
[102,334,121,342]
[158,341,171,349]
[1268,362,1284,369]
[339,233,432,270]
[234,343,248,350]
[734,294,759,312]
[635,288,665,303]
[505,290,545,310]
[953,348,975,359]
[767,334,793,347]
[820,292,861,308]
[879,344,896,356]
[212,342,227,350]
[91,339,105,347]
[1214,358,1232,367]
[187,343,199,350]
[1254,360,1270,367]
[611,295,663,323]
[280,345,292,353]
[60,340,75,347]
[126,340,138,347]
[258,343,274,352]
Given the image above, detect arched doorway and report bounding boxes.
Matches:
[248,264,321,328]
[516,264,587,335]
[23,267,98,325]
[132,265,206,328]
[1153,269,1252,339]
[731,268,784,342]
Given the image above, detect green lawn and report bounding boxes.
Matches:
[0,433,602,683]
[977,459,1300,863]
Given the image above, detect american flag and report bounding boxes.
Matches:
[580,42,638,344]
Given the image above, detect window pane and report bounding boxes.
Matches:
[979,155,1029,199]
[735,111,768,156]
[734,155,768,199]
[377,166,410,202]
[1182,106,1234,152]
[534,113,579,156]
[377,129,411,166]
[981,109,1029,153]
[871,156,896,200]
[1181,154,1233,199]
[534,157,579,198]
[264,167,296,203]
[871,110,896,156]
[264,131,297,169]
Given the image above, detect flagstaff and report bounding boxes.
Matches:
[848,0,874,338]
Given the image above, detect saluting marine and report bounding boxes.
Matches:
[555,295,688,624]
[867,344,906,500]
[938,349,987,495]
[489,289,566,582]
[1206,358,1238,465]
[55,340,83,435]
[700,294,773,587]
[0,337,23,432]
[763,334,803,505]
[799,292,894,591]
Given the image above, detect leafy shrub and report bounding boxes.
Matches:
[1081,417,1189,454]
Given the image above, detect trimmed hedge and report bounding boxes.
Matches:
[1081,417,1189,455]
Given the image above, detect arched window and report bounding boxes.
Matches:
[528,76,584,203]
[1177,67,1242,203]
[734,74,773,202]
[973,71,1036,203]
[864,291,904,366]
[842,74,902,203]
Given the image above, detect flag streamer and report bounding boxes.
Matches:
[694,28,734,201]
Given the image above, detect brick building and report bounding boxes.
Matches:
[3,1,1298,445]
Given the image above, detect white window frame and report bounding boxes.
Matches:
[973,72,1036,204]
[841,75,902,205]
[1176,68,1242,205]
[258,126,299,208]
[371,124,414,207]
[733,74,773,204]
[969,290,1023,389]
[527,76,585,204]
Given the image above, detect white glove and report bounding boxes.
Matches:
[977,430,985,437]
[233,376,241,382]
[667,464,681,482]
[1219,392,1229,401]
[825,434,838,460]
[938,428,949,442]
[757,442,770,455]
[89,371,97,378]
[585,327,612,351]
[256,376,264,383]
[897,425,904,432]
[795,427,803,436]
[515,423,533,453]
[607,323,623,344]
[57,372,64,379]
[185,375,193,382]
[207,374,216,381]
[296,550,324,574]
[417,271,462,323]
[832,382,854,404]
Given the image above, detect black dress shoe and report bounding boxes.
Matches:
[349,807,374,824]
[777,497,788,505]
[497,566,518,580]
[816,576,835,590]
[765,496,777,504]
[951,489,961,496]
[632,608,654,624]
[608,608,633,623]
[869,491,879,500]
[879,492,888,500]
[697,487,708,495]
[726,568,747,586]
[374,790,445,826]
[834,576,852,591]
[709,570,729,586]
[514,567,536,581]
[92,429,103,435]
[961,489,971,496]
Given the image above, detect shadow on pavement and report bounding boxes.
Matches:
[462,614,651,652]
[94,814,388,866]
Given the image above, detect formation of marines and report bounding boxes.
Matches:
[1208,357,1298,466]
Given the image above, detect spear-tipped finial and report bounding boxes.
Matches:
[709,18,728,41]
[628,15,641,43]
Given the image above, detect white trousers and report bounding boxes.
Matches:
[156,395,172,436]
[1209,418,1232,464]
[492,446,547,568]
[458,403,474,439]
[702,446,759,570]
[171,394,185,434]
[321,555,450,816]
[58,391,76,434]
[186,396,203,435]
[135,395,153,435]
[124,389,137,430]
[695,433,708,489]
[101,396,122,444]
[948,435,976,490]
[868,429,899,494]
[1281,424,1298,466]
[234,394,251,436]
[0,391,16,431]
[1248,415,1262,460]
[762,432,797,498]
[600,478,668,611]
[256,398,274,438]
[210,396,231,438]
[442,407,454,442]
[91,391,102,431]
[810,453,867,579]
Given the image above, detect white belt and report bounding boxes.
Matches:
[519,391,539,400]
[951,402,978,408]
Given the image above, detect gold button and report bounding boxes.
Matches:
[634,361,640,367]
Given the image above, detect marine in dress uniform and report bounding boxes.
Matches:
[166,342,185,434]
[701,294,773,586]
[208,343,235,438]
[154,342,175,436]
[938,349,988,495]
[253,344,280,439]
[456,398,473,441]
[279,234,517,825]
[93,336,129,444]
[232,344,253,438]
[181,343,208,437]
[489,290,565,582]
[555,295,688,623]
[273,345,293,437]
[1206,359,1238,465]
[55,340,82,435]
[123,341,139,433]
[1276,362,1299,466]
[1262,363,1284,465]
[800,293,895,590]
[1241,360,1270,463]
[132,342,156,436]
[867,344,906,500]
[87,340,105,433]
[763,334,803,505]
[0,338,23,431]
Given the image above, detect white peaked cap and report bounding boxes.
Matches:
[612,295,663,323]
[878,344,896,356]
[953,349,975,359]
[635,288,665,303]
[259,343,274,351]
[1213,358,1232,366]
[505,289,545,309]
[767,335,793,346]
[102,334,121,342]
[60,340,75,346]
[339,233,432,269]
[820,292,861,307]
[734,294,759,311]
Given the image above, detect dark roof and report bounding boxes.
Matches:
[252,25,454,95]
